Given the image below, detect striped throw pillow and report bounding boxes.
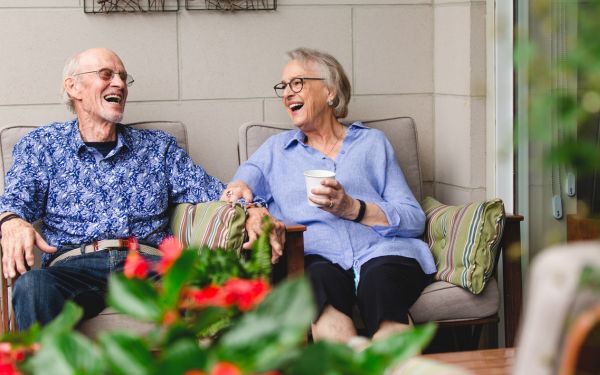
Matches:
[421,197,505,294]
[169,201,246,255]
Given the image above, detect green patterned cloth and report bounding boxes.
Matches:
[421,197,505,294]
[169,201,246,255]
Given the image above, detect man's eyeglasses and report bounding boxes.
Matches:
[273,77,325,98]
[73,68,135,87]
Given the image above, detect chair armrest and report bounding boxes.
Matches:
[0,245,15,333]
[0,278,9,333]
[271,224,306,284]
[501,214,524,347]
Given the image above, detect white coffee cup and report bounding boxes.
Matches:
[304,170,336,207]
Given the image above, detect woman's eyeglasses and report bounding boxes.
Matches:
[273,77,324,97]
[73,68,135,87]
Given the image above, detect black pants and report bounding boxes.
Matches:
[305,254,431,337]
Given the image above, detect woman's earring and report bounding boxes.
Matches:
[327,99,334,107]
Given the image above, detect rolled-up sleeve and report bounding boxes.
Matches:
[370,137,425,238]
[233,139,274,204]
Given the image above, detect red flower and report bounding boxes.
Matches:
[222,278,270,311]
[11,350,24,363]
[124,250,149,279]
[210,362,241,375]
[0,362,21,375]
[182,279,270,312]
[182,285,227,309]
[156,236,183,274]
[0,343,11,363]
[162,309,180,326]
[0,342,34,375]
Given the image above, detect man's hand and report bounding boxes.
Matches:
[243,207,286,264]
[221,180,254,203]
[1,218,57,279]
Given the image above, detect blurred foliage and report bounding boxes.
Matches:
[516,0,600,174]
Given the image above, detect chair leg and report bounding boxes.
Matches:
[468,325,484,350]
[447,325,484,351]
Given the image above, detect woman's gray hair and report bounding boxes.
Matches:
[62,52,82,113]
[287,48,351,119]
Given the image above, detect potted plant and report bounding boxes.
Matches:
[0,221,435,375]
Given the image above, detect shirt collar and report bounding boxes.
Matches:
[72,119,128,157]
[283,121,368,149]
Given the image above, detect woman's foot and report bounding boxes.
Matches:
[372,319,412,341]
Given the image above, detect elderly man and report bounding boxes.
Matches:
[0,47,283,330]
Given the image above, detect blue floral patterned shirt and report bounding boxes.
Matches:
[0,119,227,267]
[234,122,436,276]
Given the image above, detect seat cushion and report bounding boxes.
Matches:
[170,201,246,255]
[421,197,505,294]
[77,308,155,339]
[409,278,500,324]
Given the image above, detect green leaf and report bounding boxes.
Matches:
[98,332,154,375]
[155,338,209,375]
[160,250,197,310]
[189,306,233,336]
[356,323,437,373]
[579,265,600,289]
[221,277,314,345]
[107,274,162,321]
[218,277,315,370]
[243,216,274,278]
[194,247,246,286]
[255,276,315,327]
[158,322,198,347]
[25,331,104,375]
[40,301,83,339]
[6,303,84,373]
[0,323,41,346]
[547,137,600,173]
[285,341,360,375]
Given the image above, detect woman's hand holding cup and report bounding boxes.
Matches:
[308,176,359,220]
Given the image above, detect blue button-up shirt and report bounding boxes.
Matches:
[0,119,227,267]
[234,122,436,275]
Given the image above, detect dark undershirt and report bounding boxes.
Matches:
[85,141,117,157]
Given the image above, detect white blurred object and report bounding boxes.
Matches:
[513,241,600,374]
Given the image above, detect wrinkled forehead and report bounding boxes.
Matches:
[282,59,323,80]
[78,49,126,72]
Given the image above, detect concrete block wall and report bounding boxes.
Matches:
[0,0,487,203]
[433,0,487,204]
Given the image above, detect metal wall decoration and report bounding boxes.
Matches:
[84,0,179,13]
[185,0,276,11]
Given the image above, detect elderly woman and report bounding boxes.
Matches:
[226,48,436,342]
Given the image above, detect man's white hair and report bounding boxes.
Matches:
[61,52,82,114]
